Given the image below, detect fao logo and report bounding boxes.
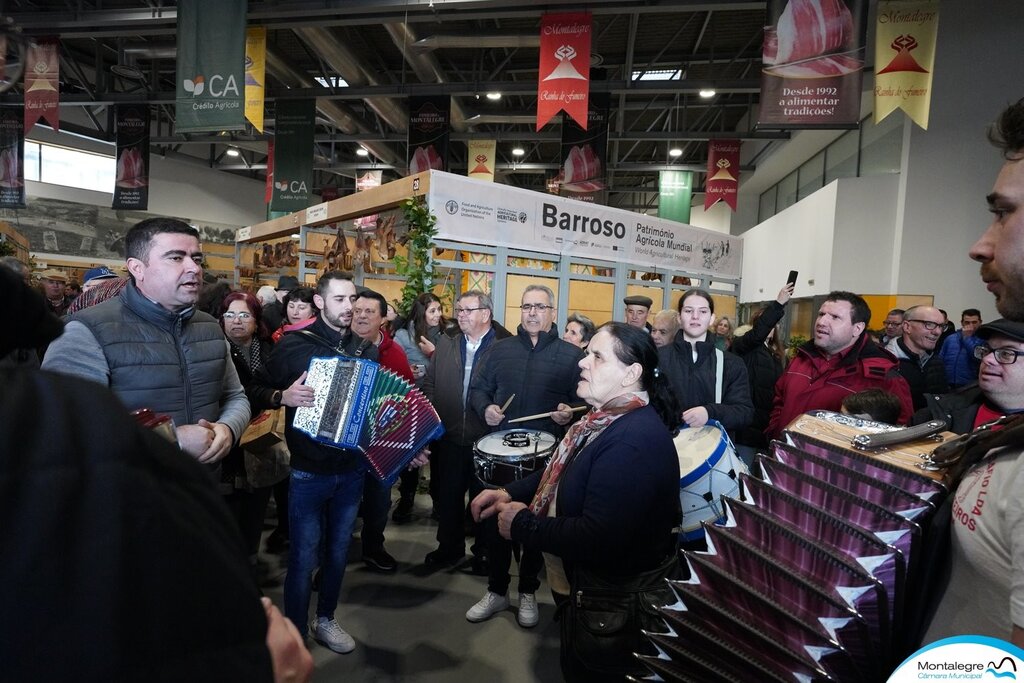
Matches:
[518,212,528,223]
[445,200,459,215]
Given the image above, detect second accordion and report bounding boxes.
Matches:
[292,356,445,483]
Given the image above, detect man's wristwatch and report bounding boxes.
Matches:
[271,390,283,407]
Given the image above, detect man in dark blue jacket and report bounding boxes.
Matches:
[466,284,583,629]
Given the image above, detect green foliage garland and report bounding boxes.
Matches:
[393,197,440,316]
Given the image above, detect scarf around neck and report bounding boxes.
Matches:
[528,392,648,518]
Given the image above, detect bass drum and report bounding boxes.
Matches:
[674,420,748,543]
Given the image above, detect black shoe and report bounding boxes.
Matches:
[363,547,398,573]
[424,547,465,567]
[391,498,414,524]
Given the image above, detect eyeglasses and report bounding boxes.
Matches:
[906,319,944,331]
[222,311,253,320]
[884,320,902,327]
[520,304,553,312]
[974,345,1024,364]
[454,306,485,315]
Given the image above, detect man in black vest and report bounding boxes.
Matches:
[42,217,249,465]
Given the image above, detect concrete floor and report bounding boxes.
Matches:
[261,495,564,682]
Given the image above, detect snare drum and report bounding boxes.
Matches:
[474,429,558,488]
[674,420,748,542]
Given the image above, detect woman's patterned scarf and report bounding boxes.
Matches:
[528,392,648,517]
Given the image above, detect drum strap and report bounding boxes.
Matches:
[714,348,724,404]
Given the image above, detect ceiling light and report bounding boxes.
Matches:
[699,89,716,99]
[669,148,683,157]
[225,147,240,157]
[511,147,525,157]
[290,234,301,240]
[486,92,502,101]
[356,147,369,157]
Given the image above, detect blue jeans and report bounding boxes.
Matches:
[284,467,365,636]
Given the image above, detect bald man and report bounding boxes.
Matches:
[884,304,949,410]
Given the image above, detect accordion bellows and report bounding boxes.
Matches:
[293,356,444,483]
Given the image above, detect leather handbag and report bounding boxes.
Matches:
[561,550,682,678]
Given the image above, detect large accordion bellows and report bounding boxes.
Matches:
[293,356,445,483]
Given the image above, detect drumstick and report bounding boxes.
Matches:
[507,405,588,424]
[498,394,516,413]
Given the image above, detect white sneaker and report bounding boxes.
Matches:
[517,592,539,628]
[311,616,356,654]
[465,591,509,622]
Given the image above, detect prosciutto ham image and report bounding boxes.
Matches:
[408,145,443,174]
[764,0,856,67]
[553,144,606,193]
[0,146,21,188]
[115,147,147,188]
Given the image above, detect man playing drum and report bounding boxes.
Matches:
[466,285,583,628]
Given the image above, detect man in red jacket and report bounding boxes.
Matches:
[765,290,913,439]
[352,289,415,573]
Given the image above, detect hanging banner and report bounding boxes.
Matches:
[354,171,382,229]
[407,95,450,176]
[244,27,267,133]
[537,13,591,131]
[24,38,60,133]
[659,171,693,223]
[264,138,274,204]
[0,107,24,208]
[555,91,609,204]
[874,0,939,130]
[269,99,315,213]
[112,104,150,210]
[757,0,867,128]
[705,140,740,212]
[467,139,496,182]
[175,0,245,134]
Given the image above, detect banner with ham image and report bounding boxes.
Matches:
[113,104,150,210]
[874,0,939,130]
[705,139,740,211]
[758,0,867,129]
[407,95,449,176]
[0,107,24,208]
[555,91,609,204]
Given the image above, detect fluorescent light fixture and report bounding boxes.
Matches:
[632,69,681,82]
[511,147,525,157]
[669,147,683,157]
[699,88,716,99]
[486,92,502,101]
[356,147,369,157]
[225,147,240,157]
[290,234,301,239]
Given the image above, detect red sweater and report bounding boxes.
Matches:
[376,328,415,383]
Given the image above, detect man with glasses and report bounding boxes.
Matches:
[421,290,510,569]
[880,308,905,346]
[466,284,583,629]
[885,304,949,410]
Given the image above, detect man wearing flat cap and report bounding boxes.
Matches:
[38,269,72,317]
[623,295,653,332]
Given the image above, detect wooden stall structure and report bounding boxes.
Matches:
[237,171,744,330]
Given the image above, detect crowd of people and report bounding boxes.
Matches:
[4,96,1024,680]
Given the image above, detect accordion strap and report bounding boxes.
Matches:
[295,329,374,358]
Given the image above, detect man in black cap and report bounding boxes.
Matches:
[623,295,653,331]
